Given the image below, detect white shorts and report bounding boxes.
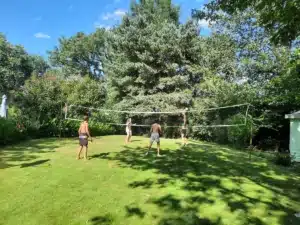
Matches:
[126,128,132,136]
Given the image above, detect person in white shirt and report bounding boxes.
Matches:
[0,95,7,118]
[125,118,132,144]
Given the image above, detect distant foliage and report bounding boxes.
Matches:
[9,74,109,141]
[274,152,293,167]
[0,118,27,145]
[226,114,252,147]
[194,0,300,45]
[0,33,49,94]
[61,120,116,138]
[1,0,300,154]
[49,29,107,78]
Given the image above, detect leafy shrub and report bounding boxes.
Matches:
[61,120,116,138]
[0,115,116,146]
[274,152,293,167]
[226,114,252,147]
[192,113,253,147]
[0,118,27,145]
[88,121,116,136]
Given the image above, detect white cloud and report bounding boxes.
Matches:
[102,9,126,20]
[197,19,214,29]
[34,32,51,39]
[198,19,209,27]
[94,22,111,30]
[114,9,126,17]
[94,9,125,30]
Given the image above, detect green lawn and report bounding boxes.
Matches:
[1,135,300,225]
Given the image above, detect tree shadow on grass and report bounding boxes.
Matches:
[0,139,64,169]
[90,153,110,159]
[125,205,146,218]
[20,159,50,168]
[96,142,300,225]
[149,194,221,225]
[88,214,114,225]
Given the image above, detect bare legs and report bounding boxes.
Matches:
[84,146,88,160]
[156,142,161,156]
[146,141,161,156]
[76,146,82,160]
[181,134,188,146]
[77,145,88,160]
[125,134,132,144]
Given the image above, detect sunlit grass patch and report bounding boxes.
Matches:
[1,135,300,225]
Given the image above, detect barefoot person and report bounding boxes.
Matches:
[181,108,188,146]
[146,121,162,156]
[125,118,132,144]
[77,115,92,160]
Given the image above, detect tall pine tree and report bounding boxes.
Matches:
[105,0,204,113]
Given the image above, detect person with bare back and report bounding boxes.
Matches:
[145,121,162,156]
[77,115,92,160]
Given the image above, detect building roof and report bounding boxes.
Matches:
[285,111,300,119]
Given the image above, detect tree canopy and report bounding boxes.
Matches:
[1,0,300,150]
[0,34,48,94]
[193,0,300,46]
[49,29,107,78]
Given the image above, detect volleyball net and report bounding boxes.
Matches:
[64,103,251,130]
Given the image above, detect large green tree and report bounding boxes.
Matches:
[13,74,107,136]
[0,34,33,93]
[193,0,300,46]
[105,0,207,112]
[265,48,300,114]
[212,9,290,85]
[49,29,107,78]
[29,55,49,75]
[129,0,180,24]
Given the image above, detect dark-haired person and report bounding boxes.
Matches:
[77,115,92,160]
[146,122,162,157]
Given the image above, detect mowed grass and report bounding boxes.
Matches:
[1,135,300,225]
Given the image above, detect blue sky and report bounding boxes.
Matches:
[0,0,208,57]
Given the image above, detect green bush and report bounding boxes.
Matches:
[0,118,28,145]
[0,116,116,146]
[88,121,116,136]
[274,152,293,167]
[61,120,116,138]
[191,113,253,147]
[226,114,253,147]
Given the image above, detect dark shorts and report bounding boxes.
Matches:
[150,133,160,144]
[79,133,88,146]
